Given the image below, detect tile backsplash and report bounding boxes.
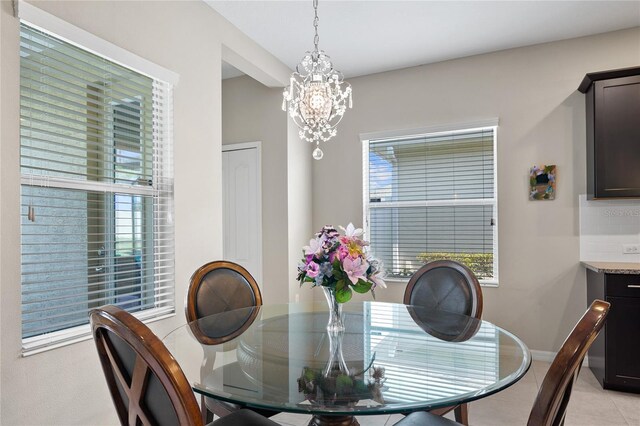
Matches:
[579,194,640,262]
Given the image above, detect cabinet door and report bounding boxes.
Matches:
[606,296,640,389]
[594,75,640,197]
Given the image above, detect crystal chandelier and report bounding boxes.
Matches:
[282,0,352,160]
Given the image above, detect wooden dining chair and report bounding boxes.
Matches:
[185,260,262,323]
[403,260,483,424]
[90,305,279,426]
[185,260,276,421]
[404,260,483,319]
[393,299,611,426]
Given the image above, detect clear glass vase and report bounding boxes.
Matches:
[322,286,345,333]
[323,328,350,378]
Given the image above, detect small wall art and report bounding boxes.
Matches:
[529,165,556,200]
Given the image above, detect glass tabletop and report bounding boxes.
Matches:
[163,301,531,416]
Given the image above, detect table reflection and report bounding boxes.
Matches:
[367,303,497,404]
[296,325,386,408]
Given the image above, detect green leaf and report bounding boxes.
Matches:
[354,380,368,394]
[352,279,372,294]
[335,285,352,303]
[335,279,346,291]
[304,368,316,381]
[332,258,343,279]
[336,374,353,392]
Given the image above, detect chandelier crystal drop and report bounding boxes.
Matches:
[282,0,352,160]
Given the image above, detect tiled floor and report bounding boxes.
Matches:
[269,361,640,426]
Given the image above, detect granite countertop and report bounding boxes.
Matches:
[581,261,640,274]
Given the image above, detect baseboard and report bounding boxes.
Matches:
[530,350,589,366]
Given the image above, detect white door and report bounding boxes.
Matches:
[222,142,262,284]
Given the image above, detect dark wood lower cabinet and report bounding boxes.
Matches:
[586,269,640,393]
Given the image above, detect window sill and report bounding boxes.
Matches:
[384,277,499,287]
[21,307,175,357]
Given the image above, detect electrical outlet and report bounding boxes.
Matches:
[623,244,640,254]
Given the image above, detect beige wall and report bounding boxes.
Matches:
[0,1,289,424]
[286,103,314,304]
[221,75,314,303]
[222,76,289,303]
[312,27,640,353]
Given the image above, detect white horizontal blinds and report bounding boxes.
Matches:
[368,128,496,280]
[20,26,155,184]
[20,23,175,343]
[365,304,498,403]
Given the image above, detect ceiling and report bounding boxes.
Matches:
[209,1,640,80]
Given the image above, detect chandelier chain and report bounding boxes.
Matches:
[313,0,319,52]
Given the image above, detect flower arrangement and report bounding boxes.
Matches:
[297,223,386,303]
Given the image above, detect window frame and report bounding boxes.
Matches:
[361,120,499,286]
[18,4,178,356]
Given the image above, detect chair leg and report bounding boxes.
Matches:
[201,395,214,423]
[428,406,454,417]
[454,403,469,425]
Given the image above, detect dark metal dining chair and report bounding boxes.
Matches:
[394,299,610,426]
[403,260,483,425]
[185,260,277,421]
[90,305,279,426]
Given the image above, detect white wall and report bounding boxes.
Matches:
[580,195,640,262]
[0,1,289,424]
[312,27,640,353]
[221,75,314,303]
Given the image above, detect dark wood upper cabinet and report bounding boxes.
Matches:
[579,66,640,199]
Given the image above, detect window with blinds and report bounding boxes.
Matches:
[365,126,497,283]
[19,23,175,352]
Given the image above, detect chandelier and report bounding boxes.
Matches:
[282,0,352,160]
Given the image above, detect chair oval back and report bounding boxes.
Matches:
[406,306,482,343]
[90,306,203,426]
[527,299,610,426]
[404,260,483,319]
[185,261,262,343]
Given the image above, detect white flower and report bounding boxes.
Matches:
[303,237,324,257]
[339,223,363,238]
[370,272,387,289]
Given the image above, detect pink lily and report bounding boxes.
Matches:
[342,257,369,285]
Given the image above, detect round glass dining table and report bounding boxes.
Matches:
[163,301,531,426]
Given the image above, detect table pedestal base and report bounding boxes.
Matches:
[308,415,360,426]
